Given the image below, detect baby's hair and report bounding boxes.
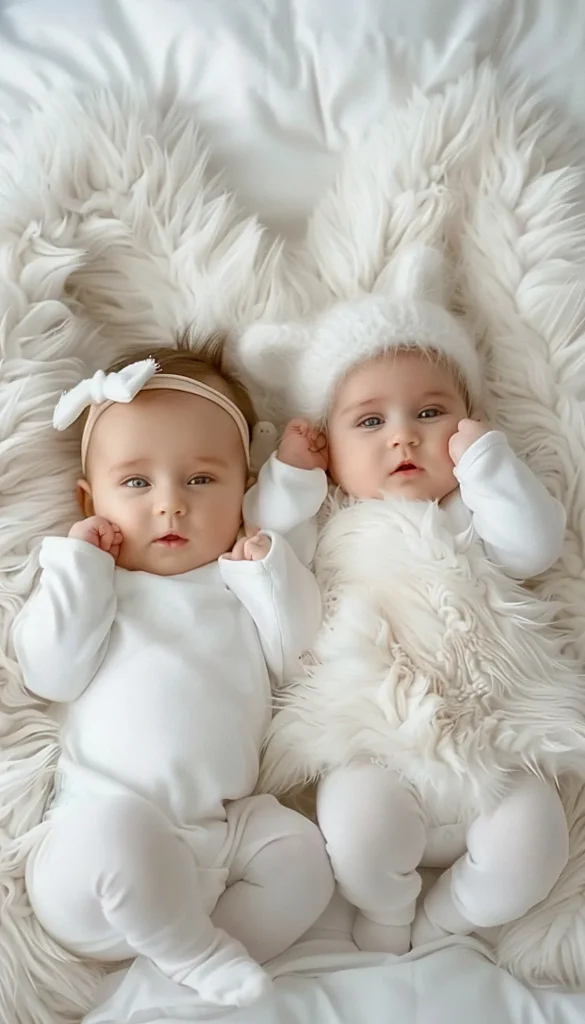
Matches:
[323,343,474,428]
[396,344,474,416]
[105,329,258,436]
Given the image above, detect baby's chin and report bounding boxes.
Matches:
[339,474,456,503]
[379,479,458,504]
[116,542,225,576]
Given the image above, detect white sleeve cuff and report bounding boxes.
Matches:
[40,535,116,573]
[243,453,327,533]
[218,531,283,579]
[453,431,507,482]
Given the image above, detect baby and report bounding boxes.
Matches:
[13,341,334,1007]
[242,245,585,956]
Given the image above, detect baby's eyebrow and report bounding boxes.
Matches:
[109,455,230,474]
[195,456,229,468]
[418,390,453,401]
[109,459,148,474]
[339,396,386,415]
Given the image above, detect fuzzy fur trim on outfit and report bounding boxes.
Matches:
[261,497,585,825]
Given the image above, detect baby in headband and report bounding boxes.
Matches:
[13,339,333,1008]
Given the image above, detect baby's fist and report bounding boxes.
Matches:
[277,419,328,472]
[69,516,123,560]
[448,419,490,465]
[243,533,272,561]
[225,529,272,562]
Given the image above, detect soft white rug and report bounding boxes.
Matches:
[1,65,585,1023]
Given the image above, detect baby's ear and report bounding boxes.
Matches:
[76,479,94,517]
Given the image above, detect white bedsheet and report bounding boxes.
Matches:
[2,2,585,1022]
[84,939,585,1024]
[79,892,585,1022]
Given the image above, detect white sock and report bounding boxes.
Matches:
[411,905,452,947]
[177,925,274,1007]
[352,911,411,955]
[411,869,473,948]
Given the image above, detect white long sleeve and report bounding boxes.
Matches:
[453,431,566,579]
[219,531,321,686]
[12,537,117,703]
[243,454,328,565]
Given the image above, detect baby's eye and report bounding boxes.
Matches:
[188,475,213,486]
[419,407,442,420]
[358,416,383,429]
[123,477,149,488]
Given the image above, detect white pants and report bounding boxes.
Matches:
[26,793,334,990]
[317,764,568,940]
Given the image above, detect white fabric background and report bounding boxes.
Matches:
[2,0,585,236]
[2,2,585,1022]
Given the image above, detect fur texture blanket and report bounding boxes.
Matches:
[260,497,585,820]
[1,64,585,1022]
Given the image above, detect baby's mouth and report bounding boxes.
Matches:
[155,533,188,547]
[392,461,421,475]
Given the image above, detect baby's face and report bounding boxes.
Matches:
[80,389,248,575]
[327,350,468,502]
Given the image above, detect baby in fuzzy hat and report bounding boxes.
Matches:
[241,244,585,955]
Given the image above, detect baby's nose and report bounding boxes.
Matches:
[156,489,187,516]
[390,422,418,446]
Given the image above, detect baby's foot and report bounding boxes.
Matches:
[410,905,452,947]
[411,869,473,948]
[180,928,273,1007]
[197,960,273,1007]
[352,911,411,955]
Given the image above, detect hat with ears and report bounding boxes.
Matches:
[237,244,482,422]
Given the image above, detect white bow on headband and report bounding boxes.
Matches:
[53,359,158,430]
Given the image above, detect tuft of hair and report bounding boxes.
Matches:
[394,343,474,415]
[106,329,257,434]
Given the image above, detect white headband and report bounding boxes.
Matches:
[53,358,251,472]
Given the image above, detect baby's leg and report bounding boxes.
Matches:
[317,763,426,954]
[26,796,271,1007]
[212,793,334,963]
[412,775,569,945]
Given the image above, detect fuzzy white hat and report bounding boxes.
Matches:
[238,244,482,421]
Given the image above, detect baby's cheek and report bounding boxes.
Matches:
[212,492,246,537]
[329,432,362,478]
[443,426,458,456]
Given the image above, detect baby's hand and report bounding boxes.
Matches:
[225,528,272,562]
[448,419,491,465]
[69,516,123,560]
[277,419,328,472]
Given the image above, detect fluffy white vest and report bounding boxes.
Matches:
[261,498,585,818]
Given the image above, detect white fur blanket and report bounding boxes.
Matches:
[1,65,585,1022]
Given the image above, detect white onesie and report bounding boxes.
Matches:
[247,433,578,952]
[14,531,334,1001]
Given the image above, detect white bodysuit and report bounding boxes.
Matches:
[14,531,334,1003]
[247,433,575,953]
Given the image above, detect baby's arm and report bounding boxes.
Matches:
[219,531,322,687]
[12,533,117,702]
[243,421,328,565]
[452,423,566,579]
